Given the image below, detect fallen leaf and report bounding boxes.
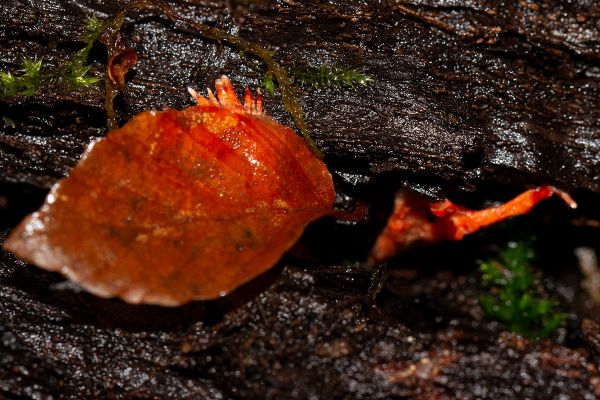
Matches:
[4,76,334,306]
[368,186,576,266]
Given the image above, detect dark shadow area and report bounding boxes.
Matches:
[0,182,48,227]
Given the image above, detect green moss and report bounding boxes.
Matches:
[80,15,105,43]
[1,58,44,98]
[292,63,373,90]
[258,63,373,98]
[64,16,105,88]
[262,72,276,96]
[478,240,564,339]
[0,16,103,99]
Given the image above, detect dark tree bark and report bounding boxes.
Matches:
[1,1,599,399]
[1,0,599,196]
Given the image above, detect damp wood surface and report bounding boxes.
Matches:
[0,0,598,196]
[1,0,600,399]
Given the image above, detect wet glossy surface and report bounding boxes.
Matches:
[4,77,334,306]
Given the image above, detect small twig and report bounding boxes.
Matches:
[126,0,323,158]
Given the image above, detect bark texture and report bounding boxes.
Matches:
[1,0,599,398]
[1,0,599,196]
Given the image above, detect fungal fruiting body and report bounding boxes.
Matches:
[4,76,335,306]
[368,186,577,267]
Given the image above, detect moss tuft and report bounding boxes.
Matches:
[292,63,373,90]
[479,240,564,339]
[1,58,44,98]
[0,16,103,99]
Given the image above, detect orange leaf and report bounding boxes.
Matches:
[368,186,576,267]
[4,76,335,306]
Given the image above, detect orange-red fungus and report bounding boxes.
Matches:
[368,186,577,267]
[3,76,335,306]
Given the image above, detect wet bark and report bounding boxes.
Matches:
[1,0,600,398]
[1,0,599,196]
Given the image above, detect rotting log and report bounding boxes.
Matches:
[1,0,598,196]
[1,1,600,399]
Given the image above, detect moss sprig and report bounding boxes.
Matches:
[262,72,276,96]
[0,16,103,99]
[1,58,44,98]
[64,15,105,87]
[81,15,105,43]
[292,63,373,90]
[478,240,564,339]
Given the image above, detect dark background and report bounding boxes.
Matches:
[1,1,599,398]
